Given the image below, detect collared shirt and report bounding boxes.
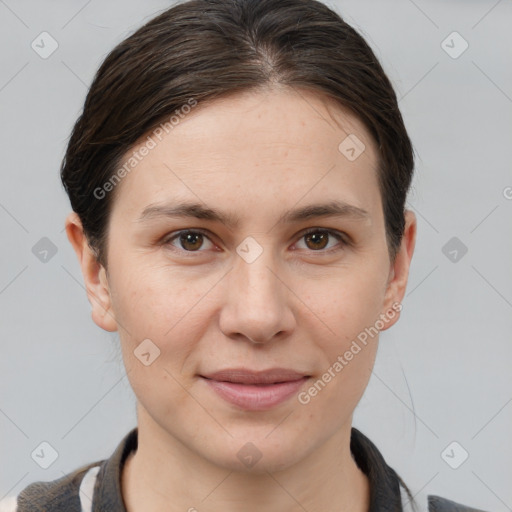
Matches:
[0,427,487,512]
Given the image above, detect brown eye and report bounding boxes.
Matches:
[164,230,215,252]
[179,232,204,251]
[295,229,345,252]
[304,231,329,250]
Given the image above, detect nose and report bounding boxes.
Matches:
[218,246,296,344]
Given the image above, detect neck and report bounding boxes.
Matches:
[121,408,370,512]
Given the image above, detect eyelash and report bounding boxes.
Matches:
[161,227,348,255]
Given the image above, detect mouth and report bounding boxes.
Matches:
[200,367,309,384]
[199,368,310,410]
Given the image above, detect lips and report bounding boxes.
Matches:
[200,368,308,385]
[200,368,310,410]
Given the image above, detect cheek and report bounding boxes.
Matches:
[297,277,382,415]
[297,261,388,345]
[108,263,215,381]
[110,261,208,335]
[299,344,377,428]
[293,260,387,409]
[110,267,212,419]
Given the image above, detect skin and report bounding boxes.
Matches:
[66,86,416,512]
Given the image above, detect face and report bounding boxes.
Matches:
[67,87,416,473]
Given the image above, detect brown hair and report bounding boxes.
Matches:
[61,0,414,270]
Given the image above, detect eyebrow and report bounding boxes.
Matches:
[137,200,370,228]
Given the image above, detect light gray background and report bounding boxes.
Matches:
[1,0,511,510]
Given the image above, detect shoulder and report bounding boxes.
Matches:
[0,461,103,512]
[350,428,489,512]
[427,494,490,512]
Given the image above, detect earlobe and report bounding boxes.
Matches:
[64,212,118,332]
[381,210,417,330]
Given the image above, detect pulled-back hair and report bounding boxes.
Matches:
[61,0,414,270]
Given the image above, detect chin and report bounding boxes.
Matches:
[202,432,312,474]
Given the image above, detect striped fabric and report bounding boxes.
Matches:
[78,466,100,512]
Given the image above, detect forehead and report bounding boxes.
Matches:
[111,87,381,221]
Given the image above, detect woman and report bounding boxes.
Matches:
[0,0,488,511]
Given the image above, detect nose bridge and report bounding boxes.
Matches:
[233,242,282,311]
[219,238,293,343]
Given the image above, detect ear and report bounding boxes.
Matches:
[380,209,417,330]
[65,212,118,332]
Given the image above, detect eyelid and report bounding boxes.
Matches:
[162,228,217,252]
[293,227,348,252]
